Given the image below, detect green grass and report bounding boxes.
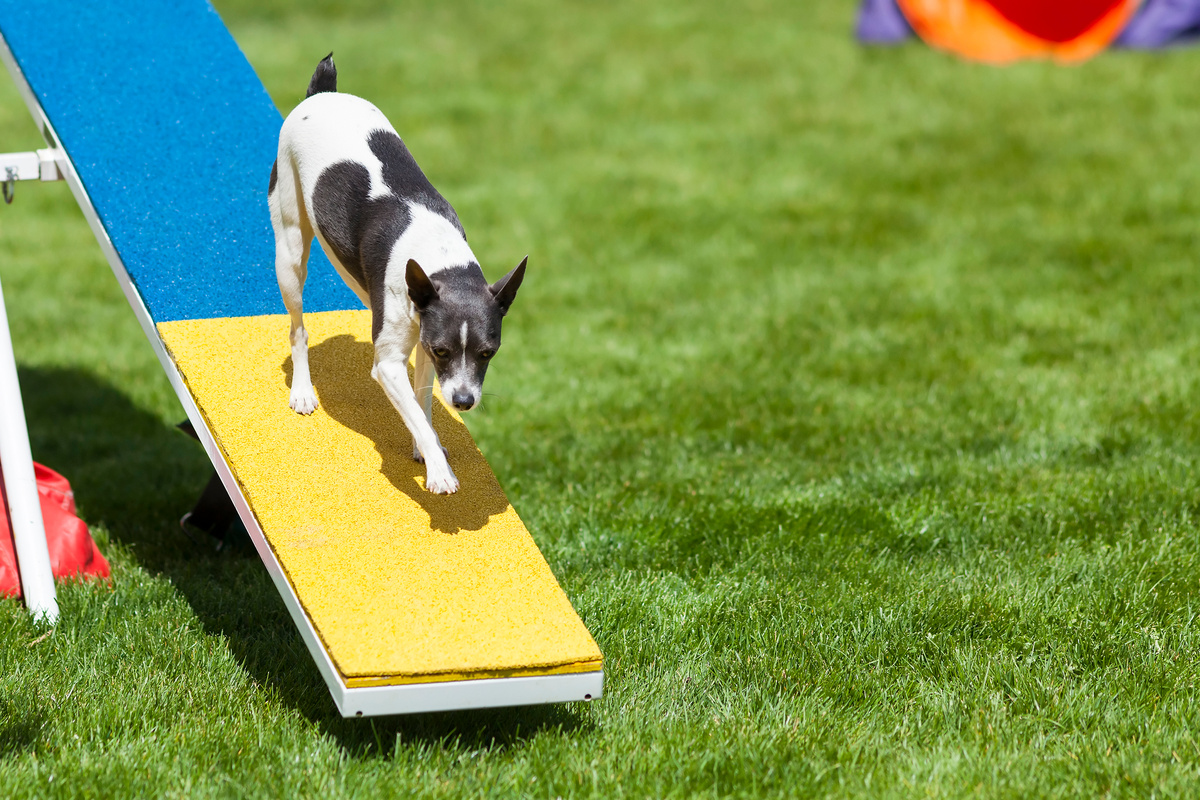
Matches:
[3,0,1200,796]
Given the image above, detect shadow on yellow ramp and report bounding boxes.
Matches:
[158,310,602,688]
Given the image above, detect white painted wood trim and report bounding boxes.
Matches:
[339,671,604,718]
[0,273,58,623]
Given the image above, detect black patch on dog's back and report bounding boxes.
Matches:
[369,130,466,238]
[312,161,373,292]
[312,130,479,343]
[268,160,277,194]
[311,160,408,338]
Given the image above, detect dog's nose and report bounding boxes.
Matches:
[452,391,475,411]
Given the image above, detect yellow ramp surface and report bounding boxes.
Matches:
[157,310,602,687]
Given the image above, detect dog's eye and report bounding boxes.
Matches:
[480,349,495,360]
[433,347,450,359]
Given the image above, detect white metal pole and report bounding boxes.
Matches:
[0,272,58,624]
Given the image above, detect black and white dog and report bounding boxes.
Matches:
[268,54,526,495]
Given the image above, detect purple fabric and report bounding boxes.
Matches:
[856,0,913,43]
[1114,0,1200,47]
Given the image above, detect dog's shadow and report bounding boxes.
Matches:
[282,334,506,534]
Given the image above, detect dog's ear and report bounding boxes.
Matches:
[406,259,439,311]
[489,256,527,316]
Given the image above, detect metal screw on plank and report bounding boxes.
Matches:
[2,167,15,204]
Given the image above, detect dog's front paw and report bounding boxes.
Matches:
[412,442,450,464]
[289,389,319,415]
[424,463,459,495]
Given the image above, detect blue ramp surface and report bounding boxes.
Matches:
[0,0,359,321]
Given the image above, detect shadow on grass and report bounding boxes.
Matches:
[18,364,588,754]
[160,550,591,757]
[0,692,47,758]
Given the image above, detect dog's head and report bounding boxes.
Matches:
[406,257,526,412]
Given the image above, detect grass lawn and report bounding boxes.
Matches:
[3,0,1200,796]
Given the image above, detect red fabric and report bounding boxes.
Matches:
[0,462,110,598]
[897,0,1140,63]
[985,0,1127,42]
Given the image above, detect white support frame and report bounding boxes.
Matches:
[1,146,65,181]
[0,272,58,624]
[0,32,601,716]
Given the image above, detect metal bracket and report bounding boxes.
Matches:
[0,147,66,203]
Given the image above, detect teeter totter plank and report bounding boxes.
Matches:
[0,0,602,716]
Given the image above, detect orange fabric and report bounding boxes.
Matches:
[897,0,1142,63]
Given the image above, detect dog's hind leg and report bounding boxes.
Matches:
[270,158,319,415]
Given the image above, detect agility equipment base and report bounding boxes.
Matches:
[0,0,602,717]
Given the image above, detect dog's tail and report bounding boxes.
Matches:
[306,53,337,98]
